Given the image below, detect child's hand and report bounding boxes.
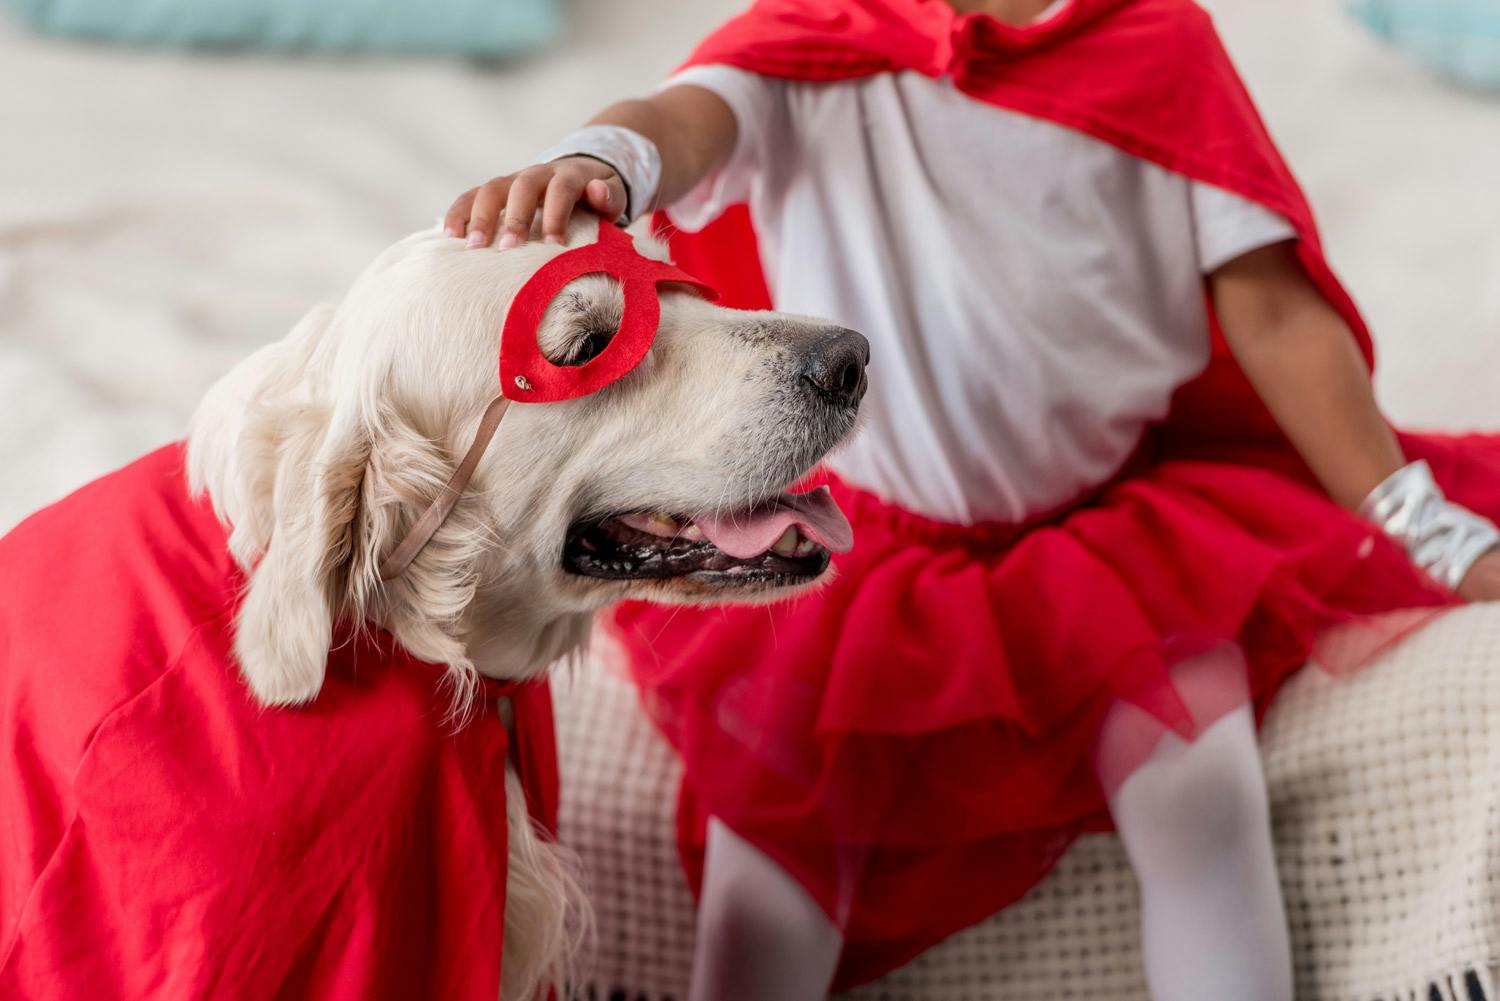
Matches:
[444,156,627,250]
[1458,549,1500,602]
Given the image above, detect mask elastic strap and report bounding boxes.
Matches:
[377,393,511,581]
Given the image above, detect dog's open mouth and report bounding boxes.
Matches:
[563,486,853,586]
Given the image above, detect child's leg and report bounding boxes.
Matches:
[689,817,843,1001]
[1097,645,1293,1001]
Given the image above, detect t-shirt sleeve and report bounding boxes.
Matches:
[1191,181,1298,274]
[658,64,786,231]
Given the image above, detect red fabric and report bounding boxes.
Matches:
[501,222,716,403]
[612,0,1500,989]
[0,444,557,1000]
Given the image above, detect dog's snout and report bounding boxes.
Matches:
[801,328,870,406]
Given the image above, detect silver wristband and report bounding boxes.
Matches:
[1359,460,1500,592]
[535,124,663,226]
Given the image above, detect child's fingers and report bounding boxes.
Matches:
[498,169,548,249]
[466,178,513,248]
[584,176,628,222]
[541,171,587,245]
[456,160,622,249]
[444,188,478,239]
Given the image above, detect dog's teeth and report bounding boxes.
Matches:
[648,514,680,533]
[794,537,819,556]
[771,526,800,556]
[681,523,704,541]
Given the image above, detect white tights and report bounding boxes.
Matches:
[690,818,843,1001]
[1108,702,1293,1001]
[688,651,1293,1001]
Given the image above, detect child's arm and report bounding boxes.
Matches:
[445,85,737,249]
[1211,242,1500,601]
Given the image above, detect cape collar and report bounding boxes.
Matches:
[882,0,1137,73]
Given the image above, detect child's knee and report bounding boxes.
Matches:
[700,822,838,953]
[704,882,819,957]
[1112,710,1270,875]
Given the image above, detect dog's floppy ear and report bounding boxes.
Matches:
[188,303,364,704]
[191,295,486,709]
[232,403,370,706]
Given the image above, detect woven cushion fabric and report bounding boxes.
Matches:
[556,604,1500,1001]
[1,0,558,57]
[1349,0,1500,90]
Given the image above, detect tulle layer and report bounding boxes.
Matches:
[610,450,1486,989]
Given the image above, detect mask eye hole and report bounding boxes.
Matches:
[563,326,616,367]
[539,279,624,367]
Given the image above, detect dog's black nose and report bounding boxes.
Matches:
[802,327,870,406]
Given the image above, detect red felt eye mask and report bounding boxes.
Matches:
[378,223,719,580]
[500,222,718,402]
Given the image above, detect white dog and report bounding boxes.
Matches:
[0,216,865,1001]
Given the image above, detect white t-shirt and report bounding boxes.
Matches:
[665,64,1296,526]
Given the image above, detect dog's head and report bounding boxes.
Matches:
[189,217,866,707]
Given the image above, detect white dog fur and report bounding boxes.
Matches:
[185,216,861,999]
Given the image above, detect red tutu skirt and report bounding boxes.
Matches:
[610,434,1500,989]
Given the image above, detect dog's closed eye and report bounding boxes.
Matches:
[545,280,625,367]
[561,326,615,367]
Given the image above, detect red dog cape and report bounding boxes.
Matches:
[610,0,1500,987]
[0,445,557,1000]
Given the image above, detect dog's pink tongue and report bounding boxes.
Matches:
[693,488,854,559]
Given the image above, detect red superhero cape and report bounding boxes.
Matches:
[0,444,558,1000]
[660,0,1499,504]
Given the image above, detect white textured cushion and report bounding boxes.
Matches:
[557,605,1500,1000]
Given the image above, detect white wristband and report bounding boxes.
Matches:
[536,125,663,225]
[1359,460,1500,592]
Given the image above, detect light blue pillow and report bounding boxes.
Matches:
[1349,0,1500,91]
[2,0,558,58]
